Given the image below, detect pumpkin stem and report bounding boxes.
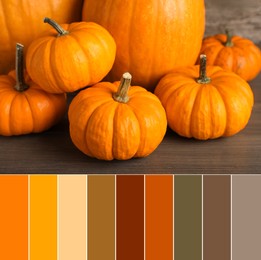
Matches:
[225,29,234,47]
[197,54,211,84]
[113,72,132,103]
[14,43,29,92]
[44,17,69,36]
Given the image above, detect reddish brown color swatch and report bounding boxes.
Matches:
[146,175,173,260]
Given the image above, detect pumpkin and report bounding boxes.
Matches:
[68,72,167,160]
[198,30,261,81]
[26,17,116,93]
[154,54,254,140]
[0,43,67,136]
[0,0,83,74]
[82,0,205,91]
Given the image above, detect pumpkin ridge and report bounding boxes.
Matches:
[1,89,16,135]
[128,96,166,157]
[64,32,92,86]
[26,38,48,78]
[189,84,209,139]
[128,104,146,157]
[231,46,245,75]
[84,100,117,160]
[165,82,199,138]
[9,92,34,135]
[28,38,62,93]
[22,89,39,132]
[112,103,140,160]
[69,97,113,157]
[49,38,72,93]
[213,79,253,136]
[204,84,227,139]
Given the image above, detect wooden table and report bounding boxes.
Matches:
[1,72,260,174]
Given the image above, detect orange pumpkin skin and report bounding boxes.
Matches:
[68,73,167,160]
[0,0,83,74]
[198,33,261,81]
[154,61,254,140]
[26,20,116,94]
[0,70,67,136]
[82,0,205,91]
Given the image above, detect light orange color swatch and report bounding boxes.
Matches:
[145,175,173,260]
[30,175,57,260]
[58,175,87,260]
[0,175,28,260]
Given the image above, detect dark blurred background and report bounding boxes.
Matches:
[205,0,261,45]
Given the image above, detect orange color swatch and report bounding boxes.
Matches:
[145,175,173,260]
[30,175,57,260]
[0,175,28,260]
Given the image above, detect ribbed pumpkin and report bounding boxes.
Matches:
[68,72,167,160]
[26,18,116,94]
[0,0,83,74]
[82,0,205,91]
[0,44,67,136]
[198,30,261,81]
[154,55,254,140]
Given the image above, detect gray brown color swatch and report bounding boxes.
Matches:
[232,175,261,260]
[203,175,231,260]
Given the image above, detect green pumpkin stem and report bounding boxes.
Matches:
[225,29,234,47]
[113,72,132,103]
[197,54,211,84]
[44,17,68,36]
[14,43,29,92]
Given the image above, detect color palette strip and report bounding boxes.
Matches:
[0,175,261,260]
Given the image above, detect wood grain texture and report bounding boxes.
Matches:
[0,71,260,174]
[205,0,261,45]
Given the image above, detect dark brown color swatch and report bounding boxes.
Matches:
[116,175,144,260]
[203,175,231,260]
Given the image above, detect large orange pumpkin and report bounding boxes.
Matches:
[0,44,67,136]
[154,55,254,140]
[0,0,83,74]
[198,30,261,81]
[68,72,167,160]
[26,18,116,93]
[82,0,205,91]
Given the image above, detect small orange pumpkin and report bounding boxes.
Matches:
[68,72,167,160]
[154,54,254,140]
[26,17,116,94]
[198,30,261,81]
[0,0,83,74]
[0,43,67,136]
